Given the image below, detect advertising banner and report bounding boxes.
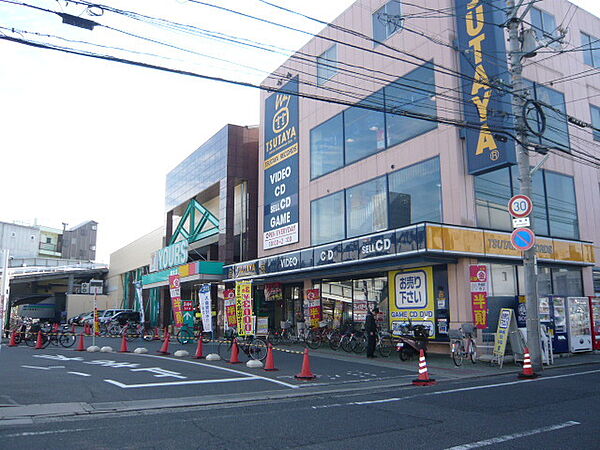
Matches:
[389,266,436,338]
[469,264,489,329]
[133,280,145,325]
[263,76,300,250]
[455,0,515,175]
[198,284,212,333]
[333,301,343,328]
[264,283,283,302]
[493,308,513,358]
[224,289,237,329]
[256,317,269,336]
[235,281,254,336]
[305,289,322,328]
[169,273,184,328]
[353,299,368,323]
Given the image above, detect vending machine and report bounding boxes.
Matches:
[550,296,570,353]
[589,297,600,351]
[565,297,592,352]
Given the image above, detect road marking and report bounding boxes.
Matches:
[20,365,65,371]
[3,428,92,438]
[67,371,91,377]
[445,421,580,449]
[104,377,261,389]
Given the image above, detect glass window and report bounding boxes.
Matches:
[343,90,385,164]
[475,167,512,231]
[511,167,549,235]
[591,105,600,141]
[582,33,600,68]
[385,62,437,147]
[545,171,579,239]
[352,277,388,328]
[346,176,387,238]
[530,8,559,46]
[317,45,337,86]
[310,113,344,178]
[388,157,441,228]
[373,1,402,42]
[311,191,345,245]
[535,84,569,151]
[552,267,583,296]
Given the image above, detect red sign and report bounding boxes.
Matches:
[306,289,322,328]
[182,300,193,312]
[469,265,488,329]
[169,274,184,327]
[508,194,533,218]
[224,289,237,328]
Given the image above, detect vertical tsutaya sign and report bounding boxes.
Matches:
[469,264,489,329]
[198,284,212,333]
[169,274,184,327]
[263,76,299,250]
[235,281,254,336]
[455,0,515,175]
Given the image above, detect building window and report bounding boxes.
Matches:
[530,8,558,44]
[545,171,579,239]
[46,237,51,244]
[582,32,600,67]
[373,1,402,42]
[311,191,345,245]
[590,104,600,141]
[310,113,344,178]
[524,80,569,151]
[551,267,583,296]
[344,90,385,164]
[387,157,441,228]
[317,45,337,86]
[345,176,388,238]
[385,62,437,148]
[474,167,512,231]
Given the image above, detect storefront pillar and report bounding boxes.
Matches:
[448,259,473,328]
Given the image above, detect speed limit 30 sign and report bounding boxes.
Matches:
[508,195,533,218]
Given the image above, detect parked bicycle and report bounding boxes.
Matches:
[218,330,268,361]
[176,323,210,345]
[375,331,394,357]
[267,321,307,345]
[449,323,477,366]
[304,322,335,349]
[120,321,156,342]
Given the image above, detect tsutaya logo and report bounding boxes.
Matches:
[150,240,189,273]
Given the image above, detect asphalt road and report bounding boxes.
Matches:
[0,362,598,449]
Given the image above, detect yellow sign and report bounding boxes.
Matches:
[493,308,513,357]
[389,266,435,338]
[235,281,253,336]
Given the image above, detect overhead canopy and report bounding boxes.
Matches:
[11,294,53,307]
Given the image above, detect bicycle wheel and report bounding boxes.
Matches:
[218,340,232,361]
[305,329,321,349]
[353,336,367,354]
[41,334,51,349]
[340,335,354,353]
[176,327,194,345]
[59,333,76,348]
[142,327,156,342]
[399,346,412,361]
[328,330,341,350]
[469,341,477,364]
[125,327,141,342]
[23,331,37,347]
[451,340,464,366]
[378,336,393,357]
[249,338,268,361]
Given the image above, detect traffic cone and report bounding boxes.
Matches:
[75,333,86,351]
[264,343,278,371]
[8,330,18,347]
[194,337,204,359]
[34,331,45,350]
[295,348,316,380]
[84,323,90,336]
[412,349,436,386]
[157,331,171,355]
[119,333,130,353]
[518,347,539,379]
[229,338,241,364]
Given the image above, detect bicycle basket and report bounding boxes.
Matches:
[448,328,464,340]
[281,320,292,329]
[461,323,477,338]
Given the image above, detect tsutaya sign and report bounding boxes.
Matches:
[150,240,189,273]
[455,0,516,175]
[263,77,300,250]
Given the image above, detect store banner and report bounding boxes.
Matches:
[263,76,300,250]
[256,317,269,336]
[493,308,513,358]
[235,281,254,336]
[353,299,368,323]
[169,274,184,328]
[389,266,436,338]
[198,284,212,333]
[469,264,489,329]
[333,301,343,328]
[224,289,237,329]
[264,283,283,302]
[305,289,322,328]
[133,280,145,325]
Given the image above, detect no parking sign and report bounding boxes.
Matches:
[511,228,535,251]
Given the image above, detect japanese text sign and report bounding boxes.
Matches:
[469,264,489,329]
[389,267,435,338]
[235,281,254,336]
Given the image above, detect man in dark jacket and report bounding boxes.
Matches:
[365,307,378,358]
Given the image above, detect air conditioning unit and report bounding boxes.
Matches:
[89,279,103,295]
[80,283,89,294]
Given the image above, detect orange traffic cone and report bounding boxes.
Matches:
[518,347,539,379]
[194,337,204,359]
[157,331,171,355]
[34,331,45,350]
[412,349,436,386]
[119,334,129,353]
[229,338,241,364]
[295,348,316,380]
[84,323,90,336]
[264,343,278,371]
[8,329,18,347]
[75,333,86,351]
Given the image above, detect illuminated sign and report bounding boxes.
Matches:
[150,240,189,273]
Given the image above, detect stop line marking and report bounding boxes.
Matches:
[104,376,263,389]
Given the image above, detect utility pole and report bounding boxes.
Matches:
[506,0,542,371]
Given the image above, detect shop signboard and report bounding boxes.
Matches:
[256,317,269,336]
[235,281,254,336]
[306,289,322,328]
[224,289,237,329]
[150,240,189,273]
[198,284,212,333]
[353,298,368,323]
[169,274,184,328]
[493,308,513,359]
[469,264,489,329]
[389,266,435,338]
[358,232,396,260]
[455,0,515,175]
[314,243,343,266]
[263,76,300,250]
[182,300,193,312]
[264,283,283,302]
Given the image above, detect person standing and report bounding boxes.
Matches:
[365,308,377,358]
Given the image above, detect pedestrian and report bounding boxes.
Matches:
[365,307,378,358]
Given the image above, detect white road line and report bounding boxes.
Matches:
[104,377,261,389]
[3,428,91,438]
[131,353,299,389]
[67,371,91,377]
[445,421,580,449]
[20,365,65,371]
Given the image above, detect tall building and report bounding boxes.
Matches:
[225,0,600,350]
[61,221,98,261]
